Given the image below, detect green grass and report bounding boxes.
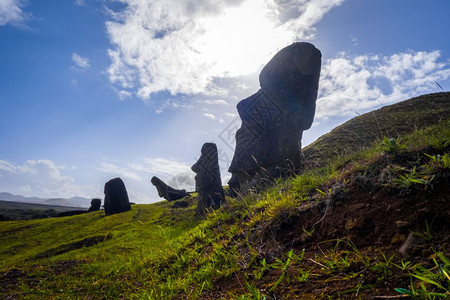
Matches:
[0,201,201,298]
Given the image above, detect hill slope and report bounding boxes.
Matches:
[1,93,449,299]
[1,198,201,298]
[303,92,450,169]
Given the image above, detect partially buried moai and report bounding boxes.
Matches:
[191,143,225,216]
[228,42,321,192]
[88,198,102,212]
[104,177,131,215]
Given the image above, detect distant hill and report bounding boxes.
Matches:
[303,92,450,168]
[43,198,75,207]
[0,192,91,208]
[0,192,43,203]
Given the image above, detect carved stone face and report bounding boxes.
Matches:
[151,176,166,198]
[191,142,225,215]
[229,42,321,179]
[191,143,222,190]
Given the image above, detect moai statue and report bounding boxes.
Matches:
[151,176,189,201]
[104,177,131,215]
[228,42,321,192]
[191,143,225,216]
[88,198,102,212]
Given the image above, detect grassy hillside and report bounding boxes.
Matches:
[303,92,450,169]
[1,197,201,298]
[1,95,449,299]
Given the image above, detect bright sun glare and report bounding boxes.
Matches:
[194,0,293,77]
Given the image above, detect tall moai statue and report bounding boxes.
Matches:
[228,42,321,191]
[191,143,225,216]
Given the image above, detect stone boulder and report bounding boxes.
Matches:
[151,176,189,202]
[191,143,225,215]
[104,177,131,216]
[229,42,321,191]
[88,198,102,212]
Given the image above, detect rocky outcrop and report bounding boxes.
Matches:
[192,143,225,216]
[104,177,131,216]
[88,198,102,212]
[229,42,321,191]
[151,176,189,201]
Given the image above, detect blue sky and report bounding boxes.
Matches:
[1,0,449,204]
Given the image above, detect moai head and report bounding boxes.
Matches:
[229,42,321,187]
[191,143,222,191]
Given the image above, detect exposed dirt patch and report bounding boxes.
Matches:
[34,234,112,259]
[0,224,38,238]
[198,148,449,299]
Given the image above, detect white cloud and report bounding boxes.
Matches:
[142,158,192,177]
[204,113,217,120]
[0,159,100,198]
[72,53,91,70]
[118,90,132,100]
[203,99,229,105]
[155,98,193,113]
[224,112,238,118]
[316,50,450,120]
[96,157,192,180]
[0,160,16,172]
[0,0,28,26]
[277,0,345,39]
[74,0,86,7]
[97,162,142,181]
[105,0,344,99]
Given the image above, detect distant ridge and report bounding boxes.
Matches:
[0,192,43,203]
[0,192,91,208]
[303,92,450,168]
